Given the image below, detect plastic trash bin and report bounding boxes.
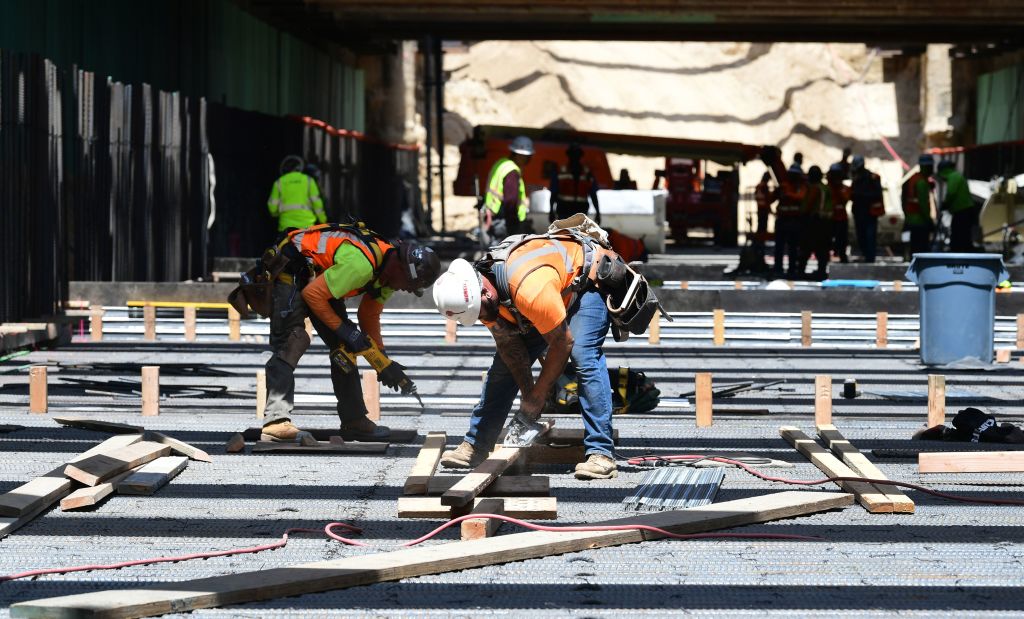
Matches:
[906,253,1008,365]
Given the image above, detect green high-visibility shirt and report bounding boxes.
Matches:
[322,243,394,303]
[267,171,327,231]
[939,168,973,214]
[483,158,527,222]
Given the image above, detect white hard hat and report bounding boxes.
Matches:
[432,258,483,326]
[509,136,534,156]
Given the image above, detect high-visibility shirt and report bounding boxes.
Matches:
[902,172,933,226]
[267,172,327,231]
[803,183,833,219]
[556,165,595,209]
[829,181,850,222]
[492,237,586,335]
[939,168,973,213]
[484,158,527,222]
[286,224,394,302]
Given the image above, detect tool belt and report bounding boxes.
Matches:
[594,253,671,342]
[227,245,305,318]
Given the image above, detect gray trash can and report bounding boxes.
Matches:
[906,253,1008,365]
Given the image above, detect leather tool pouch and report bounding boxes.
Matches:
[596,254,671,342]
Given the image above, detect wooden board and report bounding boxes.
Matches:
[143,431,212,462]
[779,426,893,513]
[53,417,144,435]
[919,451,1024,473]
[461,498,504,541]
[441,447,523,507]
[816,424,914,513]
[426,475,549,497]
[399,496,557,519]
[403,432,446,495]
[523,443,583,465]
[61,468,140,511]
[241,427,418,444]
[10,491,852,619]
[64,441,171,486]
[251,441,388,455]
[0,477,69,518]
[117,456,189,495]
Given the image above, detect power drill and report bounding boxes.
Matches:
[330,339,424,409]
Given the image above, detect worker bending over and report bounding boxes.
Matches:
[550,143,600,223]
[483,136,533,239]
[936,160,976,253]
[267,155,327,238]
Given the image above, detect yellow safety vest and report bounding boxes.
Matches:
[267,172,327,231]
[484,158,527,222]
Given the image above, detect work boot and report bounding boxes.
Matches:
[439,441,486,469]
[574,454,618,480]
[340,416,391,442]
[261,419,317,446]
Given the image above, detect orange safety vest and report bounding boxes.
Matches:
[902,172,925,216]
[285,224,394,297]
[495,236,587,326]
[829,182,850,222]
[557,166,594,207]
[777,183,806,218]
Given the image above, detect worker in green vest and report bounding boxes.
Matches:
[268,155,327,237]
[936,160,976,252]
[483,136,533,239]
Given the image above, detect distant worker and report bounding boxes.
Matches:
[614,169,638,190]
[800,165,833,279]
[902,155,935,255]
[937,160,977,253]
[850,156,883,263]
[753,171,776,260]
[791,152,805,175]
[550,143,601,223]
[267,155,327,238]
[834,147,852,179]
[773,164,807,276]
[827,163,851,263]
[484,136,534,239]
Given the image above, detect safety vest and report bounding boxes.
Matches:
[803,184,832,219]
[829,182,849,222]
[484,158,528,222]
[777,182,806,218]
[557,165,594,209]
[283,223,394,298]
[268,172,326,231]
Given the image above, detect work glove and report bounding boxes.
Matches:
[379,361,412,392]
[335,320,371,354]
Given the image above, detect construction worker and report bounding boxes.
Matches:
[850,156,883,263]
[432,235,623,480]
[267,156,327,237]
[827,163,851,263]
[903,155,936,255]
[834,147,852,179]
[791,152,805,175]
[773,164,807,276]
[753,172,776,258]
[614,169,638,190]
[937,160,977,253]
[800,166,833,279]
[484,136,533,239]
[550,143,600,223]
[259,223,440,443]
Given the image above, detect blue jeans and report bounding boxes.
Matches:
[465,289,615,458]
[853,210,878,262]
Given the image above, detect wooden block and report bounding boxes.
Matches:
[523,443,584,465]
[240,427,419,444]
[117,456,188,495]
[251,441,388,454]
[399,496,558,519]
[445,319,457,343]
[304,317,314,338]
[442,447,523,507]
[800,310,812,347]
[996,348,1011,364]
[228,306,241,341]
[53,417,144,434]
[29,366,47,414]
[1017,313,1024,350]
[817,424,914,513]
[0,477,69,517]
[893,280,903,292]
[144,430,212,462]
[695,372,712,428]
[712,309,725,346]
[648,313,660,345]
[362,370,380,422]
[141,366,159,416]
[875,311,888,348]
[780,426,893,513]
[403,431,447,495]
[427,475,549,497]
[143,304,156,341]
[63,441,171,486]
[12,492,853,618]
[60,467,140,511]
[927,374,945,428]
[919,451,1024,473]
[680,280,688,290]
[733,280,742,290]
[814,375,832,427]
[461,498,505,541]
[255,370,267,420]
[89,304,104,342]
[225,433,246,453]
[183,306,197,342]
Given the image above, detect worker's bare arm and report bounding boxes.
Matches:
[488,320,535,394]
[521,321,572,419]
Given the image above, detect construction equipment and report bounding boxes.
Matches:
[622,467,724,511]
[330,341,424,410]
[653,157,740,246]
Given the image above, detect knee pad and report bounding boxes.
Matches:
[278,328,310,368]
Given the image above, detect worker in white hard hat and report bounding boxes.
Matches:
[432,244,619,481]
[482,136,534,239]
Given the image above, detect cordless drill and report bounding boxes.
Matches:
[330,338,424,409]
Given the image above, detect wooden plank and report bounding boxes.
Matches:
[183,306,197,342]
[403,432,447,495]
[779,426,893,513]
[814,375,832,426]
[228,307,241,341]
[117,456,189,495]
[251,441,388,455]
[816,424,914,513]
[441,447,523,507]
[29,366,47,414]
[141,366,159,416]
[927,374,945,428]
[800,310,812,347]
[695,372,712,427]
[523,443,584,465]
[875,311,888,348]
[1017,313,1024,350]
[919,451,1024,473]
[10,491,852,619]
[362,370,380,422]
[712,309,725,345]
[53,417,144,435]
[445,319,457,343]
[893,280,903,292]
[427,475,549,497]
[255,370,267,419]
[61,467,140,511]
[64,441,171,487]
[241,427,418,443]
[399,496,558,519]
[141,431,211,463]
[89,304,104,342]
[461,498,504,541]
[535,427,618,445]
[648,313,660,344]
[0,477,69,517]
[143,304,156,341]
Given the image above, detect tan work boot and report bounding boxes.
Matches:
[261,419,317,446]
[340,416,390,441]
[574,454,618,480]
[439,441,486,469]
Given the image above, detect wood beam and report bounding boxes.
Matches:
[441,447,523,507]
[816,424,913,513]
[403,432,446,495]
[919,451,1024,473]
